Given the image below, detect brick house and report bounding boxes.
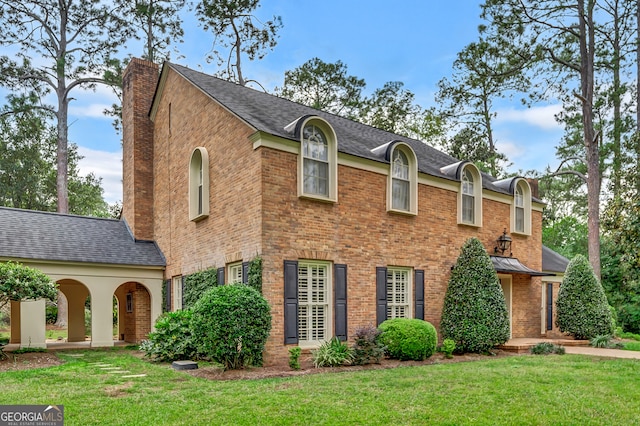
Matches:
[121,58,565,362]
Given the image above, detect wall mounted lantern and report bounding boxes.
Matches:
[494,228,512,257]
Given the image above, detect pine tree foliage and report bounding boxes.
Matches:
[555,254,613,340]
[440,238,510,353]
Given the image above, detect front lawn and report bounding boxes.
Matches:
[1,349,639,425]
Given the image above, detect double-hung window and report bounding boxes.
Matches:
[386,268,411,319]
[391,150,410,211]
[461,168,475,224]
[297,262,330,343]
[515,184,525,233]
[302,125,329,197]
[228,262,243,284]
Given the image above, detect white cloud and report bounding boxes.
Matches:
[69,103,115,119]
[77,146,122,204]
[496,139,526,160]
[496,104,563,130]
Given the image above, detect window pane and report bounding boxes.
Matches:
[298,263,329,343]
[303,125,328,161]
[304,159,329,196]
[516,207,524,232]
[462,194,474,223]
[386,269,410,319]
[392,179,410,211]
[392,150,409,180]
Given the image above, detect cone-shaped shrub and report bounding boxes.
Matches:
[556,254,613,340]
[440,238,510,353]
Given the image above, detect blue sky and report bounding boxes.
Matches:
[63,0,565,204]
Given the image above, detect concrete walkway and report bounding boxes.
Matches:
[501,337,640,359]
[563,345,640,359]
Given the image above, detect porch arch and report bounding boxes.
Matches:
[114,282,152,343]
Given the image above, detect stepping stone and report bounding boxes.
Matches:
[100,367,122,370]
[172,360,198,370]
[67,354,84,357]
[121,374,147,378]
[107,370,129,374]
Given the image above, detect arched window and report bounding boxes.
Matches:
[302,124,329,196]
[461,168,475,223]
[512,179,531,235]
[387,143,417,214]
[458,164,482,226]
[189,147,209,221]
[297,118,338,202]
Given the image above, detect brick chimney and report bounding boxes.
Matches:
[121,58,159,241]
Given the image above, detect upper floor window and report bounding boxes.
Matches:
[302,125,329,196]
[189,147,209,221]
[512,179,531,235]
[458,164,482,226]
[387,143,418,215]
[297,118,338,202]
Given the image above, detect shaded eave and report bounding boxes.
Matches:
[491,256,549,276]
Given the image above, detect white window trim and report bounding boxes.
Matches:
[297,261,333,349]
[386,267,413,319]
[172,275,182,311]
[228,262,243,284]
[457,164,482,227]
[511,179,532,235]
[387,143,418,215]
[297,119,338,203]
[189,147,210,221]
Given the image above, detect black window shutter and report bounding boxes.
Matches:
[547,283,553,331]
[242,261,249,284]
[217,267,225,286]
[334,264,348,341]
[376,267,388,326]
[414,269,425,320]
[164,279,171,312]
[181,276,186,310]
[284,260,299,344]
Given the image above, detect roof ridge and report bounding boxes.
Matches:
[0,206,119,223]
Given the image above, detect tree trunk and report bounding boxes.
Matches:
[54,291,68,328]
[579,0,602,279]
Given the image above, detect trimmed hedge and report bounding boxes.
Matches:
[378,318,437,361]
[556,254,613,340]
[191,284,271,370]
[440,238,510,353]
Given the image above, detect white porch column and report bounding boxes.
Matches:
[20,299,46,349]
[90,282,115,347]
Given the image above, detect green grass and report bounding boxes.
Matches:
[623,341,640,351]
[2,349,640,425]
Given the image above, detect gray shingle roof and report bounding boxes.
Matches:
[542,245,569,273]
[166,63,516,196]
[0,207,165,267]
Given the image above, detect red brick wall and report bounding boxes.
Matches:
[116,282,151,343]
[150,69,262,278]
[122,59,159,241]
[129,64,545,364]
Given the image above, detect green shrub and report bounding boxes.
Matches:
[140,310,198,362]
[312,337,354,368]
[440,238,510,353]
[556,255,613,340]
[288,346,301,370]
[191,284,271,370]
[615,327,640,341]
[590,334,612,348]
[183,268,218,309]
[623,341,640,351]
[0,261,57,308]
[530,342,565,355]
[351,325,385,365]
[378,318,437,361]
[45,302,57,324]
[247,256,263,294]
[441,338,456,359]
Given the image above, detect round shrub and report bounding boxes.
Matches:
[191,284,271,370]
[440,238,510,353]
[140,309,197,362]
[378,318,437,361]
[556,254,613,340]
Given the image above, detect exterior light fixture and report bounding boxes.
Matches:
[494,228,512,257]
